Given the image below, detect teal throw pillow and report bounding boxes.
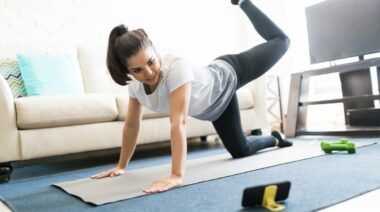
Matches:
[17,53,84,96]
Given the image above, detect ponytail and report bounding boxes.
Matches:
[107,25,130,85]
[106,25,153,86]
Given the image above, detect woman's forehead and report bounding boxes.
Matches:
[127,47,155,67]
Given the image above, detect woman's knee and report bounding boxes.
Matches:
[277,36,290,53]
[283,36,290,50]
[229,148,250,158]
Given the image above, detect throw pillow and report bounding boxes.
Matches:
[17,53,85,96]
[0,58,27,98]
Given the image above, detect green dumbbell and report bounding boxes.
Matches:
[320,139,348,148]
[321,139,356,154]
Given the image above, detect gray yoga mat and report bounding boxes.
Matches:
[54,141,374,205]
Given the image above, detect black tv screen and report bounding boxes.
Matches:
[305,0,380,64]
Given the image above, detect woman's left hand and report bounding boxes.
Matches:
[143,174,183,193]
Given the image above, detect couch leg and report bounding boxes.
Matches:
[0,163,13,183]
[200,136,207,143]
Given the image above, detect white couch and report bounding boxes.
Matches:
[0,44,276,182]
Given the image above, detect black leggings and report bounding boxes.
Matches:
[212,0,290,158]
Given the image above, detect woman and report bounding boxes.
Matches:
[91,0,292,194]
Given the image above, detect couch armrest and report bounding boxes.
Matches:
[0,76,20,162]
[241,75,283,131]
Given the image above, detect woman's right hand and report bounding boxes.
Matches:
[90,166,125,179]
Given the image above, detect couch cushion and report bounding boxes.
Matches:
[15,94,118,129]
[116,95,166,121]
[77,45,129,95]
[77,45,112,93]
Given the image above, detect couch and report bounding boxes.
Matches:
[0,44,278,182]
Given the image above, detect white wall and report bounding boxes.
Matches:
[0,0,327,116]
[0,0,248,64]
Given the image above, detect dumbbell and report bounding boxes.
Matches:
[320,139,356,154]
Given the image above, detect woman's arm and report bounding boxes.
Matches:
[91,97,143,179]
[169,83,191,177]
[143,82,191,193]
[118,97,144,168]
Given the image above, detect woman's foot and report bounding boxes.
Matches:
[271,131,293,148]
[231,0,239,5]
[231,0,245,5]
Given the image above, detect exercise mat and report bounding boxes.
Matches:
[54,141,375,205]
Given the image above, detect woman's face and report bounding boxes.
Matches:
[127,47,161,86]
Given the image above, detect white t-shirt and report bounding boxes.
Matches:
[128,54,237,121]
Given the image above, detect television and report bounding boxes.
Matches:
[305,0,380,64]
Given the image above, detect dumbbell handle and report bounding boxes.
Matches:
[329,144,350,150]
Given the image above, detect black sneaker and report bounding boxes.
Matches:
[271,131,293,148]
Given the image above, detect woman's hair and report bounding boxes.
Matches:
[106,24,153,85]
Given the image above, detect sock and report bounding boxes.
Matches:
[271,131,293,148]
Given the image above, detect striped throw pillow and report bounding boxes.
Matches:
[0,58,27,98]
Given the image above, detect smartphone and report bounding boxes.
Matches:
[242,181,291,207]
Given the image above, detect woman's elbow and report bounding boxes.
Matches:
[170,117,187,129]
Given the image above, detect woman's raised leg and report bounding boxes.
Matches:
[217,0,290,89]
